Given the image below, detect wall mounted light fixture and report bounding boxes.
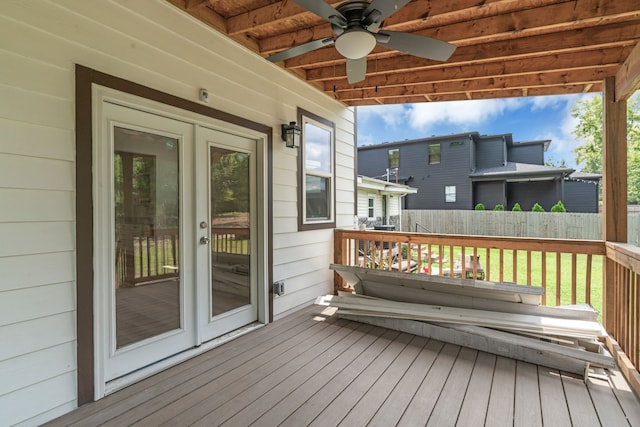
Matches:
[281,121,301,148]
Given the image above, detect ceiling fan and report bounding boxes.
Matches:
[267,0,457,84]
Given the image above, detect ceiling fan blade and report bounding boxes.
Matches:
[293,0,347,28]
[346,57,367,84]
[364,0,412,31]
[267,37,335,63]
[377,31,456,61]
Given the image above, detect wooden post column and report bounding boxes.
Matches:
[602,76,628,331]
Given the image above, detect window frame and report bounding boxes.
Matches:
[388,148,399,169]
[297,108,336,231]
[445,185,457,203]
[428,144,441,165]
[368,196,375,219]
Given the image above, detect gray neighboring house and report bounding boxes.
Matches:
[358,132,600,213]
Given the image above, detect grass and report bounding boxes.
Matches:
[410,245,604,317]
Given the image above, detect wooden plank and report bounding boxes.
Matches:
[514,362,542,426]
[106,318,345,426]
[606,364,640,425]
[305,332,416,427]
[367,339,444,427]
[338,314,598,375]
[233,324,387,426]
[562,373,601,427]
[357,279,598,321]
[538,367,572,426]
[456,352,496,427]
[397,343,460,426]
[56,307,322,426]
[279,329,401,427]
[172,319,363,426]
[485,357,516,427]
[587,376,634,427]
[426,347,477,427]
[331,264,543,304]
[335,336,428,426]
[325,294,606,339]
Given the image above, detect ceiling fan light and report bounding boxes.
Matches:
[335,29,376,59]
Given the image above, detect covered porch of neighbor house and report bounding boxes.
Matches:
[44,303,640,426]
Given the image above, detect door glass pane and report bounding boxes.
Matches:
[114,127,180,348]
[210,147,251,316]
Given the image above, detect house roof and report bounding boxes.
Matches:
[470,162,575,182]
[569,171,603,181]
[168,0,640,106]
[357,175,418,195]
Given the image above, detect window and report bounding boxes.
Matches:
[298,108,335,230]
[445,185,456,202]
[388,148,399,169]
[368,197,375,218]
[428,144,441,164]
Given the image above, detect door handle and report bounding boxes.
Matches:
[200,236,210,245]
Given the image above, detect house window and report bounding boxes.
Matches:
[368,196,375,218]
[298,109,335,230]
[445,185,456,202]
[388,148,399,169]
[428,144,441,164]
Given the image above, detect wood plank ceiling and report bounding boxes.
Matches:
[168,0,640,106]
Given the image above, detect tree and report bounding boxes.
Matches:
[532,203,545,212]
[551,200,567,212]
[474,203,485,210]
[494,204,505,211]
[512,203,522,211]
[572,94,640,204]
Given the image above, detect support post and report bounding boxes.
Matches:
[602,76,628,332]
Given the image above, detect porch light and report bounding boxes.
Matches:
[335,28,376,59]
[281,121,301,148]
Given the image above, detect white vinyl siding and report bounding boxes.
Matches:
[0,1,355,424]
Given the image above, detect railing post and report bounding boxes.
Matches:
[334,229,345,293]
[602,76,628,332]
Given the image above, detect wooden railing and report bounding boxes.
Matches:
[116,227,179,287]
[212,227,250,255]
[334,228,640,391]
[334,229,606,309]
[604,242,640,390]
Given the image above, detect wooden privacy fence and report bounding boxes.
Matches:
[403,210,640,246]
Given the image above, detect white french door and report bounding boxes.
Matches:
[95,95,261,394]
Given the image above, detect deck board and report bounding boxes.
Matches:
[45,304,640,427]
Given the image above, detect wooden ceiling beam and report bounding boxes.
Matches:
[616,41,640,101]
[333,67,616,102]
[282,20,640,69]
[259,0,564,54]
[324,45,633,92]
[345,84,602,106]
[306,41,636,85]
[260,0,639,57]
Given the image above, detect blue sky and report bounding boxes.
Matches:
[356,93,599,170]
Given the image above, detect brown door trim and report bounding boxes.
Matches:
[75,64,273,405]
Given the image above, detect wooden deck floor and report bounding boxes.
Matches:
[47,304,640,426]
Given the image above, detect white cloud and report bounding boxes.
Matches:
[529,95,567,111]
[357,104,408,129]
[406,98,524,132]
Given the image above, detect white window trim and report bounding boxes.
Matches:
[298,110,336,230]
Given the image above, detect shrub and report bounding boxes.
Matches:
[532,203,545,212]
[474,203,485,210]
[512,203,522,212]
[494,204,505,211]
[551,200,567,212]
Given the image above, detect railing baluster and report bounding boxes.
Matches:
[526,251,532,286]
[499,249,504,282]
[513,249,518,283]
[541,251,547,305]
[556,252,561,306]
[585,254,592,305]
